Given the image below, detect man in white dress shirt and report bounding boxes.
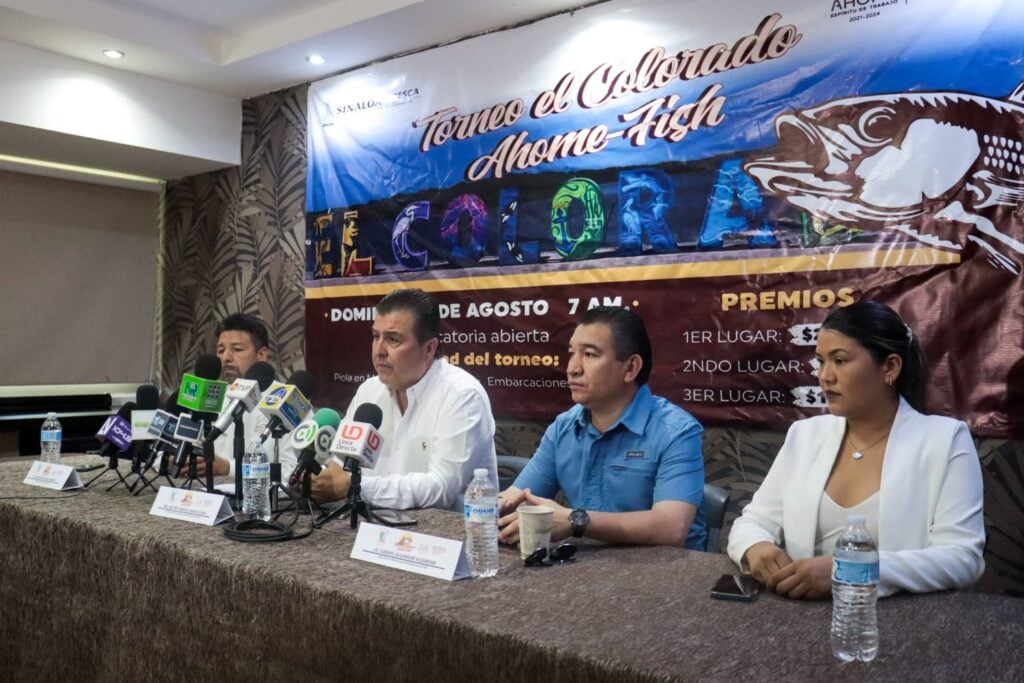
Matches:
[308,288,497,511]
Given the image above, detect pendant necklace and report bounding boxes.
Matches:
[847,426,891,461]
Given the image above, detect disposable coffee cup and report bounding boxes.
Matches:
[518,505,555,559]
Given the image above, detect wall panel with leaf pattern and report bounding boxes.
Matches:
[160,85,308,388]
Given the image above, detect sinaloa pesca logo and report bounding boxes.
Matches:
[328,87,422,119]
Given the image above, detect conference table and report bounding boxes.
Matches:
[0,457,1021,682]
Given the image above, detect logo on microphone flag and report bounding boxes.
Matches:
[178,373,228,413]
[340,423,364,440]
[293,421,317,446]
[258,382,312,429]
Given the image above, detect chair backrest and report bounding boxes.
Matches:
[496,455,530,491]
[704,483,730,553]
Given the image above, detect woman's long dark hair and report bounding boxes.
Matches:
[821,301,928,411]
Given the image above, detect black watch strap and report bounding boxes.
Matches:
[570,508,590,538]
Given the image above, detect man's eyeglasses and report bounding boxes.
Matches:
[524,543,578,567]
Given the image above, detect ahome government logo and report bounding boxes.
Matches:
[829,0,905,22]
[331,88,421,118]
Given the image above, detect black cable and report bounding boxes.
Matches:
[222,495,314,542]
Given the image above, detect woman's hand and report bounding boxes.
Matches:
[743,542,793,586]
[769,556,833,600]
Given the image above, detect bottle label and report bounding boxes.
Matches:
[41,429,61,442]
[832,558,880,585]
[464,501,496,523]
[242,462,270,479]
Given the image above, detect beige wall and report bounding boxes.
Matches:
[0,169,158,385]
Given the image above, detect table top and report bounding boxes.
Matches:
[1,455,1022,682]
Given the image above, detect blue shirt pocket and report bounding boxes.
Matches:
[604,458,658,511]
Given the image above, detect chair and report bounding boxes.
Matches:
[703,484,730,553]
[496,455,530,491]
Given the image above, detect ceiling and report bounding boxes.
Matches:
[0,0,592,99]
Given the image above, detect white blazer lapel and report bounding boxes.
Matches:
[877,398,922,550]
[786,416,845,558]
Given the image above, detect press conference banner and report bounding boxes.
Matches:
[305,0,1024,437]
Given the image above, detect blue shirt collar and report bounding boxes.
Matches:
[574,384,653,437]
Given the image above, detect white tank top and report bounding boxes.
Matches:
[815,490,880,557]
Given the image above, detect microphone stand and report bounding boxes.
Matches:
[316,459,398,528]
[203,439,216,493]
[232,412,245,511]
[177,444,204,490]
[268,425,296,516]
[131,446,175,495]
[85,449,132,492]
[129,444,159,494]
[157,449,176,488]
[292,452,330,519]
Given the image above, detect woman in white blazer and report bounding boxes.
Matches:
[727,302,985,599]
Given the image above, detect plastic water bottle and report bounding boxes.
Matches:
[40,412,62,463]
[831,514,880,662]
[464,468,499,578]
[241,440,271,521]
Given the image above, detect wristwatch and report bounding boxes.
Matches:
[569,508,590,538]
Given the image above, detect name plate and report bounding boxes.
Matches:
[351,522,470,581]
[149,486,234,526]
[24,461,82,490]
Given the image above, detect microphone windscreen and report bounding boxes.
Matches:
[116,402,137,420]
[353,403,383,430]
[135,384,160,410]
[287,370,315,400]
[246,361,277,392]
[312,407,342,429]
[194,354,222,380]
[165,388,184,415]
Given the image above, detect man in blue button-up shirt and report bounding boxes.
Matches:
[498,307,706,550]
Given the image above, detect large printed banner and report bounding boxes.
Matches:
[305,0,1024,437]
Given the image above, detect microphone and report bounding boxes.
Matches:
[257,370,314,443]
[177,354,228,415]
[290,370,316,400]
[329,403,384,471]
[172,414,205,478]
[95,402,136,467]
[142,408,180,478]
[136,384,160,410]
[208,361,276,441]
[147,390,184,460]
[130,384,160,469]
[287,408,342,489]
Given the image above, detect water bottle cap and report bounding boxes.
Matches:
[473,468,488,478]
[847,513,867,525]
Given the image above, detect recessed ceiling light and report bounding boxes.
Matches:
[102,49,125,59]
[307,54,326,65]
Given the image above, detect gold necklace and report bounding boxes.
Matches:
[847,427,891,461]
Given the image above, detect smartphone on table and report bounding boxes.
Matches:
[709,574,762,602]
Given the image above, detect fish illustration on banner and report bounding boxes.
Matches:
[745,84,1024,274]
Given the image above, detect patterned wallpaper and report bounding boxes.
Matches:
[160,84,1024,596]
[160,85,308,387]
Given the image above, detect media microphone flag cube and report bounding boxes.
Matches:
[96,415,133,452]
[177,373,228,414]
[329,421,383,469]
[258,381,313,431]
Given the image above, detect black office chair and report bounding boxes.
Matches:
[704,483,730,553]
[496,455,530,491]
